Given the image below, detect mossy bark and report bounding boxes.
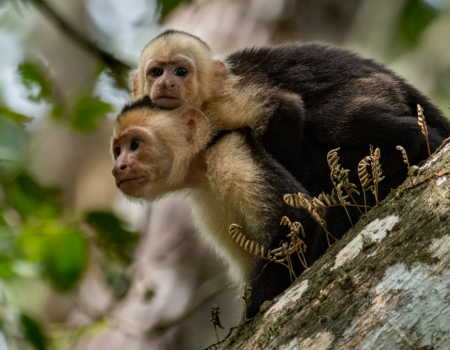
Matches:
[210,142,450,350]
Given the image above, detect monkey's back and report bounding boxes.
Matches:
[227,44,449,136]
[227,44,450,240]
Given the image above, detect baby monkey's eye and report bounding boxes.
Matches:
[114,147,121,157]
[152,68,164,77]
[130,139,140,151]
[174,68,188,77]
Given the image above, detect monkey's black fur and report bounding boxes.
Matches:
[119,95,160,118]
[228,44,450,239]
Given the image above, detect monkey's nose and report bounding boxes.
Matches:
[111,163,127,177]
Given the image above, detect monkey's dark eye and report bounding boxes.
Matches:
[114,147,121,157]
[152,68,164,77]
[174,68,188,77]
[130,139,140,151]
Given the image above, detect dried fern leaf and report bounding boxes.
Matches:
[228,224,271,259]
[327,147,341,170]
[358,157,373,190]
[417,104,431,157]
[396,145,410,169]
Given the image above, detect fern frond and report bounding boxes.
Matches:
[371,147,384,205]
[396,145,410,170]
[358,156,373,213]
[284,193,326,229]
[228,224,271,259]
[417,104,431,157]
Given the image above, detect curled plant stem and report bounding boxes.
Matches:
[396,145,410,171]
[417,104,431,157]
[358,156,373,214]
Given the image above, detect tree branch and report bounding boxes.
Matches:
[28,0,131,90]
[213,143,450,349]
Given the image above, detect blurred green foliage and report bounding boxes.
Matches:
[72,96,113,131]
[0,0,448,349]
[157,0,185,19]
[86,211,138,264]
[21,314,47,350]
[388,0,439,59]
[18,63,53,103]
[0,107,33,126]
[0,58,135,349]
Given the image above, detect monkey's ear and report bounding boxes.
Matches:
[181,108,211,149]
[213,60,228,80]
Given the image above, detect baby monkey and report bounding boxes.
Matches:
[111,97,327,318]
[132,31,227,109]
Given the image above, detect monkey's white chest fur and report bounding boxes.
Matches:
[189,133,270,284]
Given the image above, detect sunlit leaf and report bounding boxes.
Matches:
[44,227,88,291]
[18,62,53,102]
[72,96,112,131]
[21,314,47,350]
[0,256,13,278]
[19,222,88,291]
[157,0,184,19]
[86,211,138,263]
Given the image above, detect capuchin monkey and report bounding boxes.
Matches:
[111,97,328,318]
[132,30,450,239]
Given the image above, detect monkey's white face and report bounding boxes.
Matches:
[112,107,211,201]
[144,55,197,109]
[111,125,174,199]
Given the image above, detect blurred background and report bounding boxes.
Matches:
[0,0,449,349]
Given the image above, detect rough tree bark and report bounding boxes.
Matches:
[211,141,450,350]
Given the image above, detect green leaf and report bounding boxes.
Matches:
[18,62,53,102]
[19,222,88,291]
[86,211,138,263]
[388,0,438,58]
[0,256,13,278]
[72,96,112,132]
[0,107,33,125]
[21,314,47,350]
[399,0,437,47]
[1,172,61,220]
[50,103,64,120]
[157,0,184,19]
[44,227,88,291]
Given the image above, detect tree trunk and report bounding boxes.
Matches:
[212,142,450,350]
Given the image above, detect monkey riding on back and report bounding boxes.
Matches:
[112,30,450,318]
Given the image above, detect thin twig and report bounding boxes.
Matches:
[152,272,228,333]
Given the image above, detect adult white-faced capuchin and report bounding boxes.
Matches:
[111,97,328,318]
[132,30,450,240]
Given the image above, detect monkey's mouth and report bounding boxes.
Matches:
[153,96,183,108]
[117,176,148,189]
